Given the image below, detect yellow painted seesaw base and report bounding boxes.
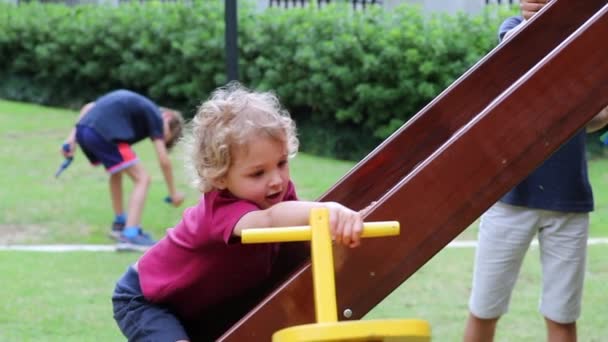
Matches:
[241,208,431,342]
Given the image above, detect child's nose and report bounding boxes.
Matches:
[269,170,282,187]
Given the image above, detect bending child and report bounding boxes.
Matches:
[62,89,185,250]
[112,83,366,341]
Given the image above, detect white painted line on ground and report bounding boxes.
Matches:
[1,238,607,252]
[447,241,478,248]
[587,238,608,245]
[440,237,608,248]
[0,244,117,252]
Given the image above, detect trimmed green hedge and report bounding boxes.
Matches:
[0,2,514,159]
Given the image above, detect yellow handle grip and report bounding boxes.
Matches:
[241,221,399,244]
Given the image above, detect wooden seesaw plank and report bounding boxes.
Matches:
[332,3,608,321]
[218,2,608,341]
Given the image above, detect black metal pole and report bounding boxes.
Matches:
[225,0,238,82]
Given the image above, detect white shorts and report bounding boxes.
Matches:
[469,202,588,323]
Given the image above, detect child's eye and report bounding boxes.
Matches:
[278,160,288,168]
[250,170,264,178]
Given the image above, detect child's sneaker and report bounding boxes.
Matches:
[116,228,156,252]
[108,221,125,241]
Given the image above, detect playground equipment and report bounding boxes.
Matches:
[242,208,430,342]
[219,2,608,340]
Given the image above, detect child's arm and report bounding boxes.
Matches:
[234,201,364,248]
[152,139,185,207]
[587,104,608,133]
[520,0,550,21]
[62,102,95,157]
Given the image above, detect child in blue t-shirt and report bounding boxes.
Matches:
[62,89,185,250]
[464,1,608,341]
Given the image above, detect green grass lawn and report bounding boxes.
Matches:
[1,247,606,341]
[366,245,608,341]
[1,99,608,341]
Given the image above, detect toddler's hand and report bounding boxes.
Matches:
[61,141,75,158]
[324,202,364,248]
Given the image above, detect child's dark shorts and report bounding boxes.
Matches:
[112,266,189,341]
[76,125,138,174]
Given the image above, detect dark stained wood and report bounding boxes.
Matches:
[218,2,608,341]
[332,4,608,318]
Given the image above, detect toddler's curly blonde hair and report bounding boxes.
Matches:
[185,82,299,193]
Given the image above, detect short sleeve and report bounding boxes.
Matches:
[498,16,524,43]
[208,197,259,244]
[172,181,299,248]
[204,181,298,244]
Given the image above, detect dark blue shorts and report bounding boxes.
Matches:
[112,266,189,341]
[76,125,138,174]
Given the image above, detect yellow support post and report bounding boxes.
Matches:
[310,208,338,323]
[241,209,431,342]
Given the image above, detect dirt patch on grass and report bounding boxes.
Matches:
[0,224,49,244]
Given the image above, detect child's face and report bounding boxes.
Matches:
[215,135,290,209]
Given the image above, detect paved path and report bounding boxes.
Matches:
[1,238,607,252]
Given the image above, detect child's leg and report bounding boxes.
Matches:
[108,172,127,239]
[466,202,539,341]
[469,202,539,318]
[121,163,151,229]
[538,212,588,340]
[109,171,124,217]
[84,139,155,247]
[464,314,498,342]
[115,163,156,249]
[113,266,189,341]
[545,319,576,342]
[76,126,126,239]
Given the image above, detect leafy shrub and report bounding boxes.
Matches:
[0,1,514,160]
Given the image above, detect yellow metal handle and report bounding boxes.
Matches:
[241,221,399,244]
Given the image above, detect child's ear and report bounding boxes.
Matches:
[212,177,227,190]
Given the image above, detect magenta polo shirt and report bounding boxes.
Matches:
[137,182,297,320]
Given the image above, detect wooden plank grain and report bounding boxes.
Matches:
[218,2,608,341]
